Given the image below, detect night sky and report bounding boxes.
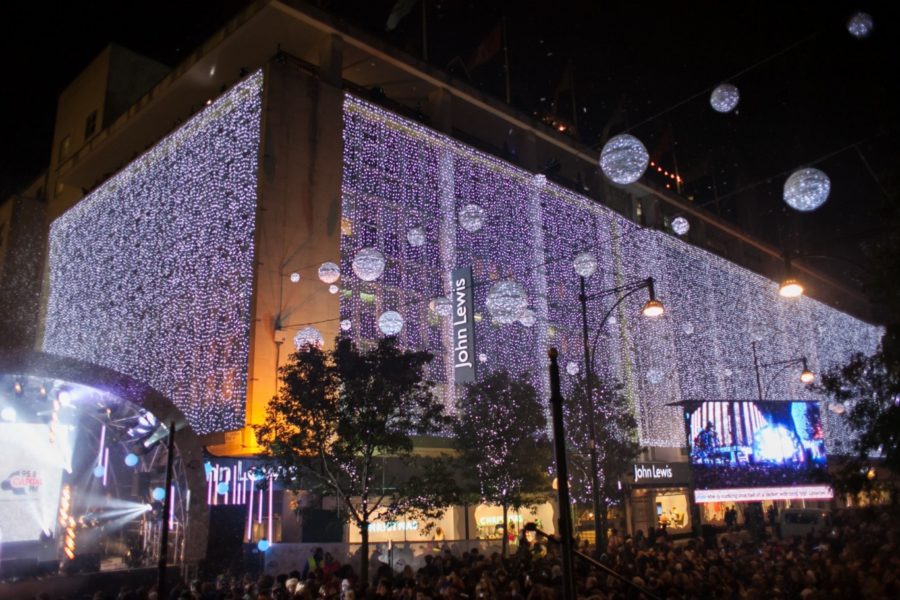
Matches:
[3,1,897,285]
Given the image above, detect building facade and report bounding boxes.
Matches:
[24,1,883,541]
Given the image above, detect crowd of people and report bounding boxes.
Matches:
[27,506,900,600]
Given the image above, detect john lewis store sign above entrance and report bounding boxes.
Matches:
[452,266,477,384]
[632,462,692,485]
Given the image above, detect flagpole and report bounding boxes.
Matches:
[502,16,511,104]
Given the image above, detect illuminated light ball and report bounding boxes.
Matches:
[216,482,230,495]
[125,453,139,467]
[783,168,830,212]
[378,311,404,336]
[671,216,690,236]
[318,262,341,284]
[93,465,106,478]
[607,315,617,325]
[289,272,301,283]
[58,390,73,407]
[407,226,426,247]
[724,368,733,377]
[329,285,339,294]
[257,539,270,552]
[599,134,649,185]
[340,319,352,332]
[294,326,324,350]
[486,280,528,325]
[351,247,386,281]
[709,83,740,113]
[458,204,486,232]
[518,308,536,328]
[429,296,453,317]
[682,322,694,336]
[478,353,488,363]
[645,369,663,385]
[566,362,580,376]
[152,487,166,501]
[573,251,598,278]
[1,407,16,421]
[847,11,874,39]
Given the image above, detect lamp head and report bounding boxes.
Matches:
[642,299,665,318]
[800,358,815,384]
[779,278,804,298]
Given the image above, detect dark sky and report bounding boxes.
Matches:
[3,1,898,278]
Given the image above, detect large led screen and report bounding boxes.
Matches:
[0,423,69,543]
[687,401,829,492]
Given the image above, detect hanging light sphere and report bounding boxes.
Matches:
[294,326,324,350]
[847,12,874,39]
[646,369,664,385]
[566,361,580,376]
[340,319,352,332]
[671,216,690,236]
[151,487,166,501]
[93,465,106,478]
[329,284,339,294]
[599,134,649,185]
[351,247,386,281]
[783,168,831,212]
[289,272,301,283]
[710,83,740,113]
[573,251,598,278]
[407,226,426,247]
[429,296,453,317]
[829,402,846,415]
[459,204,486,232]
[257,539,270,552]
[217,482,230,495]
[378,311,404,336]
[486,280,528,324]
[318,261,341,284]
[518,308,536,328]
[478,353,488,363]
[124,453,139,467]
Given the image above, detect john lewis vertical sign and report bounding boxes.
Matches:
[452,266,477,383]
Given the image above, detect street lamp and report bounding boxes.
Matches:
[577,271,663,554]
[751,341,815,400]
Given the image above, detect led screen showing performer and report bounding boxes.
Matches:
[686,401,828,490]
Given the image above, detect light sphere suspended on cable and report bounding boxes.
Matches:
[486,280,528,324]
[340,319,352,332]
[378,310,404,336]
[646,369,664,385]
[294,326,324,350]
[518,308,536,328]
[407,226,426,247]
[573,251,598,278]
[459,204,486,232]
[710,84,740,113]
[351,247,386,281]
[599,134,649,185]
[783,168,831,212]
[847,12,874,38]
[328,284,339,294]
[429,296,453,317]
[318,262,341,284]
[566,361,580,376]
[289,272,301,283]
[671,216,690,236]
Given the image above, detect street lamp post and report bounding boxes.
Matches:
[751,340,816,400]
[577,275,664,554]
